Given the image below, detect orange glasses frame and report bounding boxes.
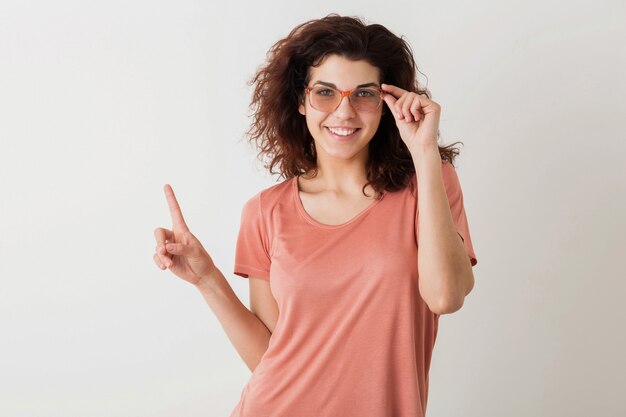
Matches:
[304,85,386,112]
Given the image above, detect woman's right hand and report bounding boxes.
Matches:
[153,184,217,287]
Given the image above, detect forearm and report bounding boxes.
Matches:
[195,268,271,372]
[411,144,474,313]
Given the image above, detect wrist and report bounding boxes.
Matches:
[409,142,441,166]
[408,139,438,153]
[195,267,221,291]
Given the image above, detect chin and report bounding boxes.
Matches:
[317,139,370,159]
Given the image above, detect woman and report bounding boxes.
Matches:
[153,13,477,417]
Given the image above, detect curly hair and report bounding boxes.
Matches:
[245,13,462,198]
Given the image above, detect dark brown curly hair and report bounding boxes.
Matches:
[244,13,462,198]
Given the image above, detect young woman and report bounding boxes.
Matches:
[153,13,477,417]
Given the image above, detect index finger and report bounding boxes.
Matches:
[164,184,189,231]
[381,83,406,98]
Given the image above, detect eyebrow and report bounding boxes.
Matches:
[313,81,380,89]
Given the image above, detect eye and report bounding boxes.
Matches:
[315,88,335,96]
[356,89,376,97]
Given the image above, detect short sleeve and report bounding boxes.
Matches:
[233,192,271,281]
[442,161,478,267]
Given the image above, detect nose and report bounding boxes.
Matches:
[332,94,357,119]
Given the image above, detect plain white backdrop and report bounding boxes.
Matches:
[1,0,625,416]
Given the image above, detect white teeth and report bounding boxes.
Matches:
[328,127,357,136]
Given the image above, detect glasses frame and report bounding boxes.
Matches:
[304,85,386,113]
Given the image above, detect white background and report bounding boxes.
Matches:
[1,1,625,416]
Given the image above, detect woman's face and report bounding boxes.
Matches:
[298,54,383,162]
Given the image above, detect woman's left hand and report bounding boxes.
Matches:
[381,83,441,152]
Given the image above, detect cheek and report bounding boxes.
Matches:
[365,116,383,131]
[302,114,315,127]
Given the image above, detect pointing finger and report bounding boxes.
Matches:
[164,184,189,231]
[381,83,406,98]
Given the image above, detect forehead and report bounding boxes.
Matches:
[309,54,380,88]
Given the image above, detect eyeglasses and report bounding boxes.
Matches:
[304,85,385,113]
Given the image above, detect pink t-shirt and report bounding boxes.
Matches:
[230,160,477,417]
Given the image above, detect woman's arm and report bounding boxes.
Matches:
[411,144,475,315]
[196,268,271,372]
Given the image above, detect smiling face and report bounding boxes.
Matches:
[298,54,383,164]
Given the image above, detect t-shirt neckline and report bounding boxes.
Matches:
[292,175,386,230]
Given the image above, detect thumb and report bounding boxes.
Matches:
[382,93,400,122]
[165,242,196,256]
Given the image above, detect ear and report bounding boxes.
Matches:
[298,91,308,115]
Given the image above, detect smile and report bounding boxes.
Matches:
[326,127,360,139]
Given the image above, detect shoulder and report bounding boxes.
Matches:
[241,176,295,215]
[441,159,461,187]
[441,158,456,172]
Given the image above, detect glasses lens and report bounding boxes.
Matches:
[350,88,382,112]
[310,86,381,112]
[310,86,338,112]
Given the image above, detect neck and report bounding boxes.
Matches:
[304,150,370,195]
